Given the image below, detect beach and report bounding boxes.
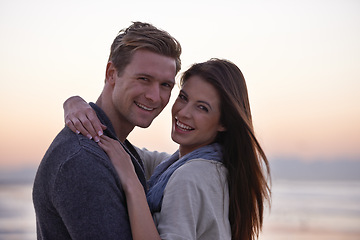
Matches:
[0,178,359,240]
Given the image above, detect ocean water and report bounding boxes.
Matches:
[260,180,360,240]
[0,180,359,240]
[0,183,35,240]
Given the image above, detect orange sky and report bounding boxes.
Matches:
[1,0,359,168]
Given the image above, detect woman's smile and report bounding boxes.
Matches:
[171,75,225,156]
[174,117,194,132]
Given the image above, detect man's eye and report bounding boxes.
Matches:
[162,83,171,88]
[139,77,149,81]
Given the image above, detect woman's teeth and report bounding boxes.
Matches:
[176,120,193,131]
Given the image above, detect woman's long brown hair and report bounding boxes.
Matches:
[181,59,271,240]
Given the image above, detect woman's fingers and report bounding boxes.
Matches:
[79,108,99,140]
[65,108,107,142]
[65,118,80,135]
[63,96,106,142]
[84,108,107,141]
[65,113,91,139]
[98,136,132,168]
[98,136,136,190]
[98,136,120,155]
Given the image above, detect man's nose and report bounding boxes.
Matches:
[145,84,161,103]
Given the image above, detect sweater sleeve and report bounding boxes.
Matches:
[154,159,231,240]
[52,149,132,239]
[135,147,171,180]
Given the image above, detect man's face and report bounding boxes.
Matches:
[110,49,177,131]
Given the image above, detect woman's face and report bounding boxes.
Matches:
[171,75,225,156]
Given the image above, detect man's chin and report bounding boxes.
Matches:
[136,120,153,129]
[135,110,162,128]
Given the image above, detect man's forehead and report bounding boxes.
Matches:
[129,51,177,79]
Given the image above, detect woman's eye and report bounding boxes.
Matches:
[178,94,187,101]
[199,105,209,112]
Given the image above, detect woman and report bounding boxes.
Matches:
[64,59,271,240]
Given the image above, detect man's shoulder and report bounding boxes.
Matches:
[55,127,106,154]
[40,127,110,172]
[36,127,120,194]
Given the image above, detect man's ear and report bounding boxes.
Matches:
[105,61,117,85]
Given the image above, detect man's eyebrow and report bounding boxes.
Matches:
[136,73,175,85]
[164,78,175,85]
[135,73,152,78]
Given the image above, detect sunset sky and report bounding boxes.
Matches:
[0,0,359,168]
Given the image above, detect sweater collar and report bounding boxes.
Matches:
[90,102,147,191]
[89,102,117,140]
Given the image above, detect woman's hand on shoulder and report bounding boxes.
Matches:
[98,135,139,193]
[63,96,106,142]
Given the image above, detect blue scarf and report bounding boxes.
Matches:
[146,143,223,213]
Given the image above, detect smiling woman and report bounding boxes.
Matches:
[171,75,226,157]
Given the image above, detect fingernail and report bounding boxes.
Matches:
[98,131,103,136]
[76,130,80,134]
[94,136,100,143]
[87,134,92,140]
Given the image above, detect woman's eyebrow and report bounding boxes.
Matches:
[198,100,212,110]
[180,89,213,110]
[179,89,188,97]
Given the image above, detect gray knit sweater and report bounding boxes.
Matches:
[32,103,146,240]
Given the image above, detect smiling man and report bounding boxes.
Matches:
[32,22,181,240]
[100,49,177,142]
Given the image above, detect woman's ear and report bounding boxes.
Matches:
[105,61,117,86]
[217,124,226,132]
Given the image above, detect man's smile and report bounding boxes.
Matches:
[135,102,155,111]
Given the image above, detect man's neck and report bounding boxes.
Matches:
[96,95,134,142]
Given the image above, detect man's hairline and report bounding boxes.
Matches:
[115,48,178,80]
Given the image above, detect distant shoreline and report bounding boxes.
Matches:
[270,159,360,181]
[1,159,360,184]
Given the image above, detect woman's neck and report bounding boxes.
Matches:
[178,145,198,158]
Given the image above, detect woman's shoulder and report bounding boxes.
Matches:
[183,158,227,173]
[156,159,231,240]
[169,158,228,186]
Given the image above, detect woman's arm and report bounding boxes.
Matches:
[63,96,169,179]
[98,135,161,240]
[63,96,106,142]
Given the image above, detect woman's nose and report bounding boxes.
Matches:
[177,104,192,118]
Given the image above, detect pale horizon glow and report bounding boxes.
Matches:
[1,0,359,168]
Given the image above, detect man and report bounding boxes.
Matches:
[33,22,182,239]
